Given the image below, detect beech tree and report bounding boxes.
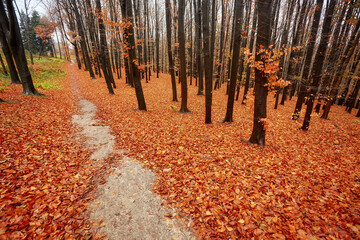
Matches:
[202,0,212,123]
[223,0,243,123]
[301,0,335,130]
[248,0,272,147]
[165,0,178,102]
[178,0,189,113]
[0,0,40,95]
[120,0,147,111]
[95,0,114,94]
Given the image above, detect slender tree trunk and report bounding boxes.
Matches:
[292,0,323,120]
[209,0,216,82]
[120,0,146,110]
[242,2,256,104]
[202,0,212,123]
[301,0,334,130]
[321,25,360,119]
[71,0,95,79]
[248,0,272,147]
[155,0,160,78]
[178,0,189,112]
[0,0,40,95]
[214,0,225,90]
[165,0,178,101]
[196,0,203,95]
[0,53,7,75]
[0,29,20,84]
[223,0,242,122]
[23,3,34,65]
[346,77,360,114]
[95,0,114,94]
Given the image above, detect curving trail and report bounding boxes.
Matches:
[70,67,194,240]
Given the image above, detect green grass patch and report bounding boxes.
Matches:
[34,80,60,90]
[31,57,67,90]
[2,79,10,86]
[0,56,67,91]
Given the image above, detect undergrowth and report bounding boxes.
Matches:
[0,57,66,91]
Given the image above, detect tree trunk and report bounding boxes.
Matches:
[178,0,189,113]
[0,53,7,75]
[209,0,216,82]
[155,0,160,78]
[248,0,272,147]
[202,0,212,123]
[0,29,21,84]
[242,3,256,104]
[70,0,95,79]
[165,0,178,102]
[214,0,225,90]
[95,0,114,94]
[223,0,242,123]
[292,0,323,120]
[301,0,334,130]
[195,0,204,95]
[346,75,360,114]
[120,0,146,110]
[0,0,40,95]
[321,22,360,119]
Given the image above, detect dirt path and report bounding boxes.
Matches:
[70,70,194,240]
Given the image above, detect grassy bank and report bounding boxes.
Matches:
[0,57,66,92]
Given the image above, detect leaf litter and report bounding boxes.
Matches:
[1,62,359,239]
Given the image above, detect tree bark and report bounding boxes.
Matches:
[321,22,360,119]
[223,0,242,122]
[178,0,189,112]
[202,0,212,123]
[165,0,178,101]
[195,0,203,95]
[120,0,147,110]
[95,0,114,94]
[292,0,323,120]
[0,0,40,95]
[248,0,272,147]
[155,0,160,78]
[301,0,334,130]
[0,53,7,75]
[70,0,95,79]
[214,0,225,90]
[0,27,20,84]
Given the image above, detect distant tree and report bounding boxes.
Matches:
[70,0,95,79]
[248,0,272,147]
[321,21,360,119]
[33,18,56,58]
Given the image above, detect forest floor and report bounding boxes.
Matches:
[1,61,359,239]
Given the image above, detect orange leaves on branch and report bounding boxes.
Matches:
[245,45,303,90]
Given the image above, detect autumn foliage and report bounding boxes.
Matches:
[1,62,360,239]
[73,64,359,239]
